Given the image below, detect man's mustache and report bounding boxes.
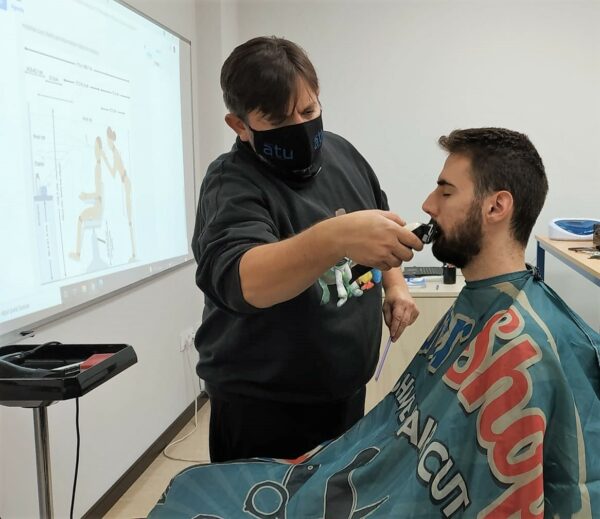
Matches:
[421,219,442,243]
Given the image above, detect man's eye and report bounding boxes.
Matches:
[267,114,287,125]
[442,193,451,197]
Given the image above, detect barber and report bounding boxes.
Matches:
[192,36,422,462]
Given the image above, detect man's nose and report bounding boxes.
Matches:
[422,192,435,217]
[290,112,306,125]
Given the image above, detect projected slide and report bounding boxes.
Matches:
[0,0,193,337]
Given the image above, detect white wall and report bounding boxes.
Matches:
[232,0,600,330]
[0,1,233,517]
[2,1,599,516]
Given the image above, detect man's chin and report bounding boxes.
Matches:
[431,242,469,269]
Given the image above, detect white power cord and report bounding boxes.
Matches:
[162,340,209,464]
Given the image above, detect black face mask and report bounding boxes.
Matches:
[250,114,324,180]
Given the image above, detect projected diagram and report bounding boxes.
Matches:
[68,127,136,265]
[103,126,136,262]
[30,116,136,283]
[24,38,136,283]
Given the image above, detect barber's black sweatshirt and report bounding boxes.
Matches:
[192,132,389,404]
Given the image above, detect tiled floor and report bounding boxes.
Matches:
[104,402,211,518]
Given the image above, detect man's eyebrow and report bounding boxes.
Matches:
[437,179,456,188]
[266,98,319,124]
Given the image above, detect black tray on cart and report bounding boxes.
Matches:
[0,343,137,407]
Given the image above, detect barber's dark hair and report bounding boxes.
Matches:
[438,128,548,246]
[220,36,319,122]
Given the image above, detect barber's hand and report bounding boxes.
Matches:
[335,210,423,270]
[383,284,419,341]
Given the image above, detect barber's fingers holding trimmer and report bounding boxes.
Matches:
[332,210,423,271]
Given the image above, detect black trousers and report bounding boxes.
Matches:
[208,387,366,462]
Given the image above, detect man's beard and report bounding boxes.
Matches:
[431,202,483,269]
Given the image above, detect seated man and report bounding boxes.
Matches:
[149,128,599,518]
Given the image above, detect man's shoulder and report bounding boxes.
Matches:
[206,140,255,173]
[322,131,374,177]
[203,141,264,186]
[323,131,357,152]
[521,279,599,338]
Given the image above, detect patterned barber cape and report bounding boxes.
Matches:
[149,270,600,518]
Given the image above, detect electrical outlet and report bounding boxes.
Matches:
[179,330,187,352]
[179,327,195,352]
[185,328,196,350]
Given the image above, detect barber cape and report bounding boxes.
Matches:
[149,270,600,518]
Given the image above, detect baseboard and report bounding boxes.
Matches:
[83,393,208,518]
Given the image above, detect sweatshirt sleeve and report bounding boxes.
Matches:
[192,160,279,314]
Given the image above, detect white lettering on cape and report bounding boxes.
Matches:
[392,373,471,517]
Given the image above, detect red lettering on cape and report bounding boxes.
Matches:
[442,307,545,519]
[480,473,544,519]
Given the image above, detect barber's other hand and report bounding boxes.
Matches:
[383,284,419,341]
[331,210,423,270]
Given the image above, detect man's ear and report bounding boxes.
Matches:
[485,190,513,224]
[225,113,252,142]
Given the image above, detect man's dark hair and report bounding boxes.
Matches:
[220,36,319,122]
[438,128,548,246]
